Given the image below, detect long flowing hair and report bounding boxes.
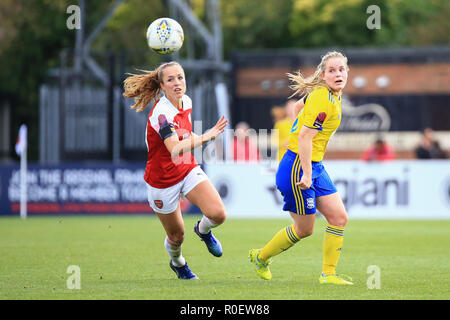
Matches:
[122,61,182,112]
[287,51,349,97]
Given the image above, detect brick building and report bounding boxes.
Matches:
[230,47,450,159]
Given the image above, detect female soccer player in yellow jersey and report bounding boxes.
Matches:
[249,51,353,285]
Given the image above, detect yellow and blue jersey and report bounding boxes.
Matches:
[275,86,342,215]
[287,86,342,162]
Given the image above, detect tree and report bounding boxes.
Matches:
[221,0,296,57]
[0,0,74,161]
[288,0,449,48]
[0,0,167,161]
[1,0,448,161]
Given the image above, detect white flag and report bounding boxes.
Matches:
[15,124,27,156]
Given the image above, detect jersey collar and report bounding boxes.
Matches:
[161,95,184,111]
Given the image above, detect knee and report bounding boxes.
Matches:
[206,204,227,225]
[294,224,314,239]
[167,231,185,245]
[328,212,349,228]
[341,214,349,227]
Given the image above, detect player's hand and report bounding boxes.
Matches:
[205,116,228,142]
[296,174,312,190]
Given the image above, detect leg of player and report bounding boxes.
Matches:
[156,204,199,280]
[250,213,315,280]
[316,192,353,285]
[259,212,315,262]
[185,180,226,257]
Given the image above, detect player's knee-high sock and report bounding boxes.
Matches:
[322,224,345,275]
[164,236,186,267]
[198,216,219,234]
[258,224,300,262]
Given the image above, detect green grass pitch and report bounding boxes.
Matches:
[0,215,449,300]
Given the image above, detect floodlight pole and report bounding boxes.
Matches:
[168,0,231,159]
[169,0,216,59]
[74,0,85,74]
[74,0,125,85]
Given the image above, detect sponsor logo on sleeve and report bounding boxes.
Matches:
[313,112,327,128]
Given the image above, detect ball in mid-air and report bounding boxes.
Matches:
[146,18,184,55]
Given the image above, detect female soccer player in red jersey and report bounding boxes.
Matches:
[123,61,228,280]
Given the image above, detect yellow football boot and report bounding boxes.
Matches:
[319,273,354,285]
[248,249,272,280]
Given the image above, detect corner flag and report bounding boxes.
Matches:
[15,124,28,219]
[15,124,28,156]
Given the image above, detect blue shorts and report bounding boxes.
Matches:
[276,150,337,215]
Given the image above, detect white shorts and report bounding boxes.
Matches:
[147,166,209,214]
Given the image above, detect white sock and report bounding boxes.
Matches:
[198,216,219,234]
[164,237,186,267]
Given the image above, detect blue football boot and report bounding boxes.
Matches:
[194,221,223,257]
[169,261,199,280]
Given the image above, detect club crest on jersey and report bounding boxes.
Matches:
[154,200,163,209]
[313,112,327,129]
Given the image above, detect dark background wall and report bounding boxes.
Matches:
[230,47,450,132]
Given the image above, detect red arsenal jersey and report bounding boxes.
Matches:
[144,95,198,188]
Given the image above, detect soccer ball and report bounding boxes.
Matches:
[146,18,184,55]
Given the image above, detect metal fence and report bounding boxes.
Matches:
[40,84,116,163]
[39,49,230,164]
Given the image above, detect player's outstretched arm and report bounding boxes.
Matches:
[165,116,228,157]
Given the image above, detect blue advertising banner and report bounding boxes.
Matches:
[0,163,198,215]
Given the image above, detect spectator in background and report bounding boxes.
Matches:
[361,138,395,162]
[272,99,305,162]
[231,121,261,162]
[270,105,286,124]
[415,128,447,159]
